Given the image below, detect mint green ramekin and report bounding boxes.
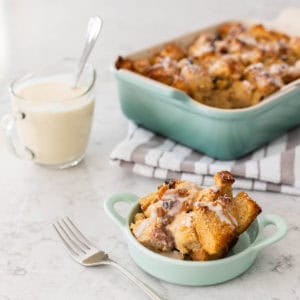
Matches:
[104,192,287,286]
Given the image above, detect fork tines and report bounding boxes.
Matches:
[53,217,93,256]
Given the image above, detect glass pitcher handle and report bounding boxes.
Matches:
[1,112,35,160]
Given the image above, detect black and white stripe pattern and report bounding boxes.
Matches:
[110,122,300,195]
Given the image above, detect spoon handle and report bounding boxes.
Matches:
[73,16,103,87]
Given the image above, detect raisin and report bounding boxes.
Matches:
[164,179,177,189]
[162,199,176,210]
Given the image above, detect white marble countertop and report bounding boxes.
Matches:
[0,1,300,299]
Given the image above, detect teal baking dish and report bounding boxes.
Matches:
[113,22,300,160]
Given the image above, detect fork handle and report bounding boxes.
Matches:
[104,259,164,300]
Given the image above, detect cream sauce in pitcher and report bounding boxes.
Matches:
[13,79,94,166]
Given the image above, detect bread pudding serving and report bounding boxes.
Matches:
[130,171,261,261]
[116,22,300,108]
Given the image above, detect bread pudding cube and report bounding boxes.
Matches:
[193,197,238,256]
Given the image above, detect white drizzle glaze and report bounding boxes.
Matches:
[135,182,207,238]
[182,212,194,227]
[161,190,186,216]
[162,190,187,203]
[134,219,150,239]
[209,185,220,193]
[194,44,213,56]
[134,201,160,239]
[168,201,182,216]
[227,211,238,226]
[209,60,228,75]
[194,201,237,229]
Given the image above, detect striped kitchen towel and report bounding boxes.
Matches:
[111,122,300,195]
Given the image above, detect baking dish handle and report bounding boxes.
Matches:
[115,69,189,101]
[250,214,287,252]
[104,192,139,231]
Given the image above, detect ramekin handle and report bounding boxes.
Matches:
[104,193,138,230]
[250,214,287,252]
[1,112,35,160]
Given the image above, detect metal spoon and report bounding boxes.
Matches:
[73,16,103,88]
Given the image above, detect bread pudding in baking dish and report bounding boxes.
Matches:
[130,171,261,261]
[116,22,300,109]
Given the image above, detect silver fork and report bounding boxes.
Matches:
[53,217,163,300]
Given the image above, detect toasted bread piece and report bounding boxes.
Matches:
[131,172,262,261]
[117,22,300,109]
[115,56,133,70]
[159,250,185,260]
[197,186,220,202]
[139,192,159,212]
[193,198,237,256]
[166,211,199,254]
[218,22,246,37]
[167,211,212,261]
[190,246,211,261]
[141,179,198,217]
[228,191,262,234]
[133,212,146,223]
[214,170,235,197]
[290,37,300,57]
[145,179,202,217]
[249,24,289,42]
[230,80,255,108]
[157,43,186,61]
[131,217,174,252]
[133,59,151,74]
